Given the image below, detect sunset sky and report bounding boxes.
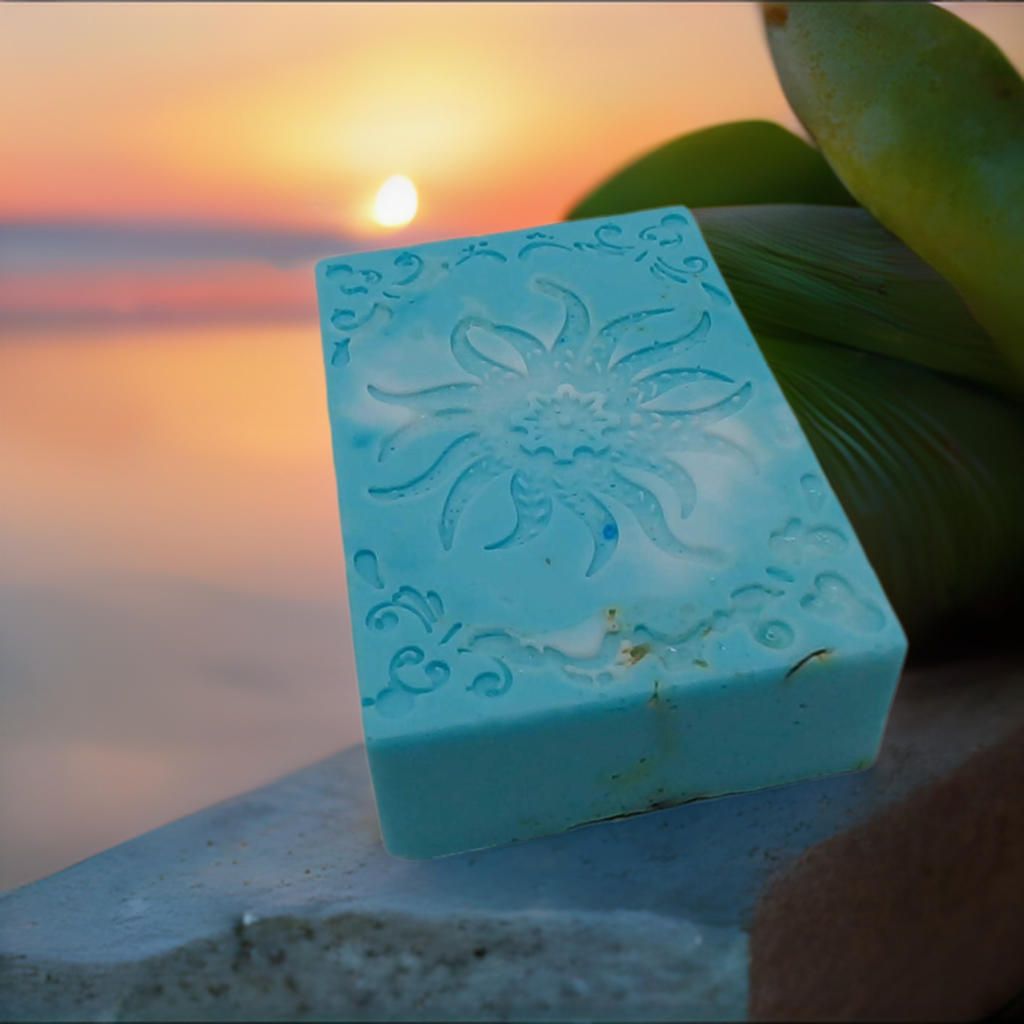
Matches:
[3,4,811,227]
[2,3,1021,327]
[2,3,1022,892]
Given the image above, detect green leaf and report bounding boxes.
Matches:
[694,205,1022,403]
[758,333,1024,644]
[565,120,856,221]
[763,2,1024,386]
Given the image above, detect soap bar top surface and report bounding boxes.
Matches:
[316,209,903,741]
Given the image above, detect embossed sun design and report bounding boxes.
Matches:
[366,278,754,576]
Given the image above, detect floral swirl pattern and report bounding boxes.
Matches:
[569,213,733,306]
[353,550,514,718]
[323,213,734,368]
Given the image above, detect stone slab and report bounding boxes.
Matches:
[1,654,1022,1021]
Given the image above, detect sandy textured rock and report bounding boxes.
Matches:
[1,655,1022,1021]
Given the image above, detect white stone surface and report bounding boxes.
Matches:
[1,655,1022,1021]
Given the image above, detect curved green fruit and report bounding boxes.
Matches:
[763,2,1024,387]
[757,333,1024,645]
[565,120,856,220]
[694,205,1021,402]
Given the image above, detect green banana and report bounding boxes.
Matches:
[693,205,1022,403]
[758,333,1024,644]
[565,120,856,221]
[763,2,1024,386]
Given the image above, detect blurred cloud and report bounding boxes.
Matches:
[0,220,356,271]
[0,221,350,329]
[0,220,445,329]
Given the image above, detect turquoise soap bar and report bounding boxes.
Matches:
[315,208,907,859]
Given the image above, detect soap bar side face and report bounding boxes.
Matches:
[315,208,907,857]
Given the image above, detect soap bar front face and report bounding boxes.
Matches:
[315,208,907,858]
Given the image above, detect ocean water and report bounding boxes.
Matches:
[0,321,363,891]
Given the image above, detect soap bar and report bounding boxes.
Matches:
[315,208,907,859]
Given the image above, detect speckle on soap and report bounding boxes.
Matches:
[315,207,907,859]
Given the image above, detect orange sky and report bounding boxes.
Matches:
[2,3,794,235]
[1,3,1016,241]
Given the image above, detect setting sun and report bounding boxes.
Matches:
[373,175,418,228]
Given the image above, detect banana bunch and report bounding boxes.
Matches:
[565,4,1024,651]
